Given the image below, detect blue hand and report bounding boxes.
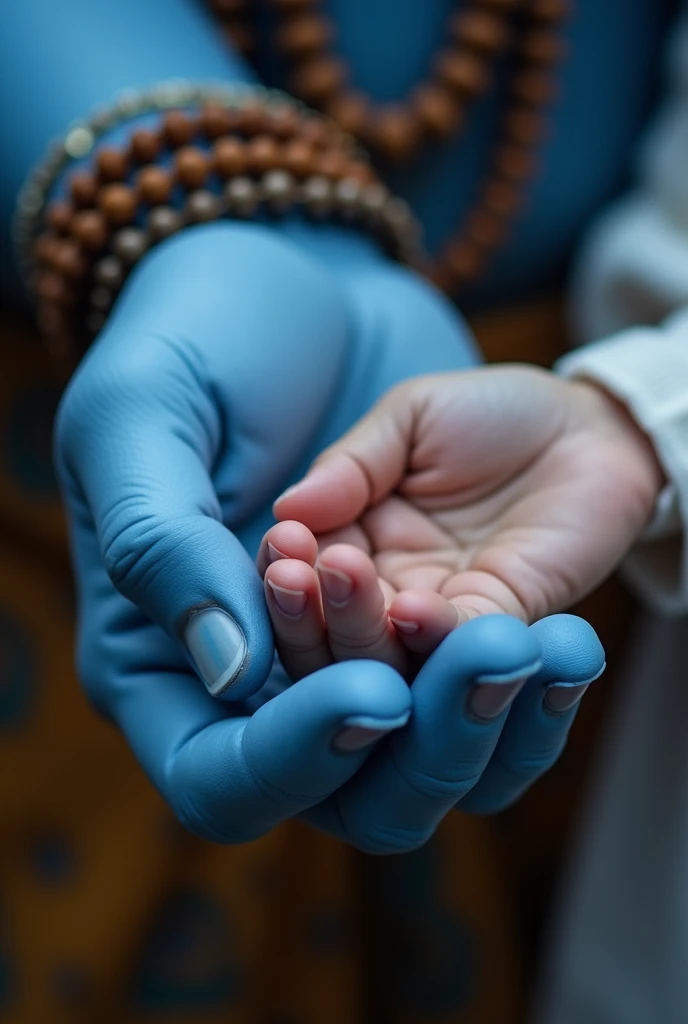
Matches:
[56,220,604,848]
[305,614,604,851]
[458,613,606,815]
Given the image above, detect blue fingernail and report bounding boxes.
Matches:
[544,662,606,714]
[544,683,589,713]
[469,660,541,721]
[332,711,411,753]
[184,607,247,698]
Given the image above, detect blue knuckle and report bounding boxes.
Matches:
[495,746,565,782]
[242,760,314,809]
[101,512,208,595]
[101,510,165,589]
[395,752,484,800]
[402,767,478,800]
[171,791,265,846]
[352,822,435,856]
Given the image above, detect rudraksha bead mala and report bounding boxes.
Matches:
[16,0,573,358]
[210,0,571,292]
[27,91,420,356]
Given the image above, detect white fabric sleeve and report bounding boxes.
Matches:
[556,9,688,614]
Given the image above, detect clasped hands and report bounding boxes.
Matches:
[55,222,661,852]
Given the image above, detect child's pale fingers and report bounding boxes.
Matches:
[316,522,372,556]
[388,589,465,655]
[378,577,398,610]
[264,559,332,681]
[316,544,408,677]
[256,520,319,578]
[442,569,528,620]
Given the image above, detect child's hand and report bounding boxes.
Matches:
[271,365,664,639]
[256,520,460,681]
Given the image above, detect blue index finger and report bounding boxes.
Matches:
[458,613,606,815]
[327,616,542,854]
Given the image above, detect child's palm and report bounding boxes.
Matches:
[276,366,662,627]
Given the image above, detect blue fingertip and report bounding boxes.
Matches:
[332,711,412,753]
[437,614,541,679]
[546,661,607,689]
[341,711,412,732]
[529,614,606,684]
[475,658,542,685]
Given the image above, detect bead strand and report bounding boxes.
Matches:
[13,79,357,289]
[261,0,523,162]
[428,0,571,292]
[207,0,571,291]
[208,0,257,56]
[79,176,418,337]
[30,96,420,353]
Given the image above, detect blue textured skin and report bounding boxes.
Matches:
[2,0,660,848]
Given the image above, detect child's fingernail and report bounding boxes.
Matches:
[267,579,307,618]
[318,564,353,607]
[267,542,288,563]
[332,711,411,752]
[184,607,247,697]
[390,617,420,635]
[544,682,590,714]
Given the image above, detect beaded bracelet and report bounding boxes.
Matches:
[16,81,423,357]
[14,80,328,286]
[83,183,414,337]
